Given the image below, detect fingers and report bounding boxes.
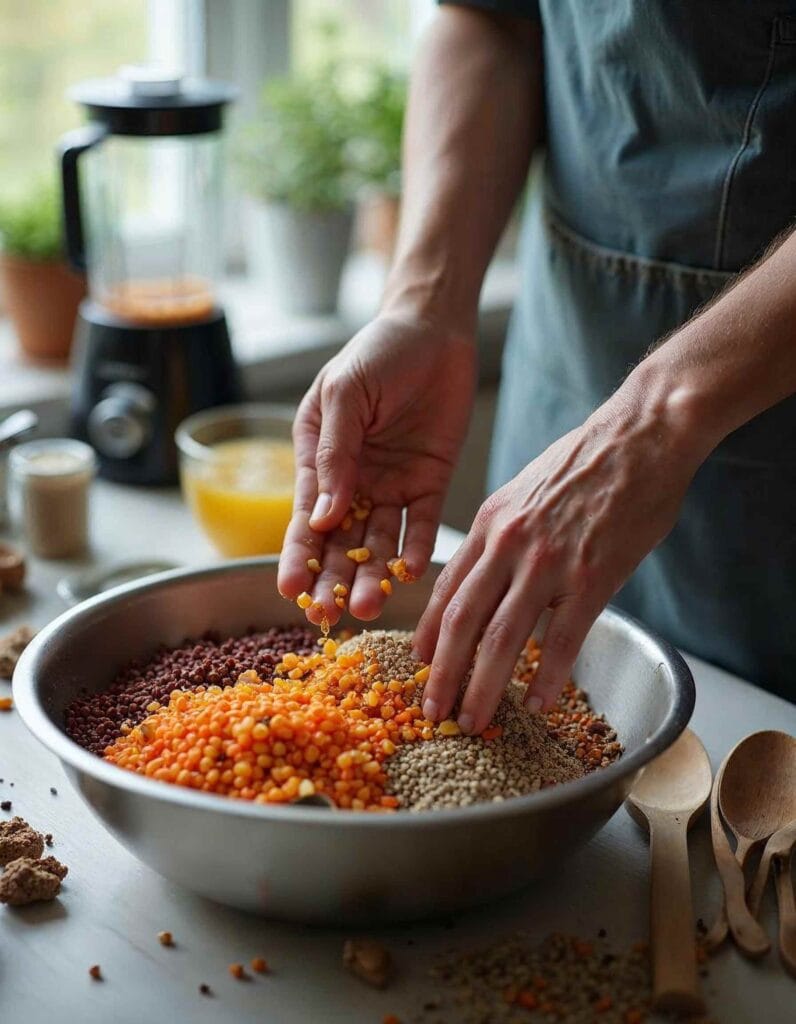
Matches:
[457,582,546,735]
[305,517,368,627]
[277,463,323,600]
[420,554,511,724]
[310,376,366,531]
[527,598,599,711]
[348,504,403,620]
[401,493,443,580]
[412,532,483,663]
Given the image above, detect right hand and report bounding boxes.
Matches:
[277,312,477,626]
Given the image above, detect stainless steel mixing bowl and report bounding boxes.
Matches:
[13,558,694,924]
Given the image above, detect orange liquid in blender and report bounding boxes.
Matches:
[101,276,215,325]
[182,438,294,556]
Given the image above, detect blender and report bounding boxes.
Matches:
[59,66,241,484]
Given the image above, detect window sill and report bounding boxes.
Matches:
[0,254,517,414]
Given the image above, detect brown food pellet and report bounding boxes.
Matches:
[0,625,35,679]
[1,801,11,811]
[157,930,174,947]
[0,816,44,865]
[65,625,317,755]
[89,965,102,981]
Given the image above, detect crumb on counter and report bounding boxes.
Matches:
[0,817,44,865]
[0,854,68,906]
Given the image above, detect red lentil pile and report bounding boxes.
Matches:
[65,625,317,755]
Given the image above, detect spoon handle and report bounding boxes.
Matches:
[748,841,775,919]
[647,814,705,1015]
[711,813,770,957]
[774,849,796,977]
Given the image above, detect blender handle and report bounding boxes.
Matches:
[59,122,107,272]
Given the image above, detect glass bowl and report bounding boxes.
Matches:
[175,404,295,556]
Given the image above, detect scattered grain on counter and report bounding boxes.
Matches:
[199,983,213,996]
[0,625,35,679]
[251,956,269,974]
[89,965,102,981]
[0,697,13,711]
[65,625,317,755]
[157,930,175,947]
[228,963,249,981]
[1,800,12,811]
[0,816,44,865]
[419,932,719,1024]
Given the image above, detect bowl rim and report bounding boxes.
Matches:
[174,402,295,464]
[13,557,695,829]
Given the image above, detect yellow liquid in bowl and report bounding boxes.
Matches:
[182,438,294,556]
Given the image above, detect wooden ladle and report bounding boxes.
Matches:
[626,728,712,1016]
[709,731,796,958]
[748,820,796,977]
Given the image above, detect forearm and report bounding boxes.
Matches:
[383,5,542,338]
[618,226,796,461]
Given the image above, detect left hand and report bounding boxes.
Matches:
[412,389,706,734]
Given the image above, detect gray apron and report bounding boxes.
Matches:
[487,1,796,699]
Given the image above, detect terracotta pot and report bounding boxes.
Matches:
[0,254,86,363]
[355,192,401,260]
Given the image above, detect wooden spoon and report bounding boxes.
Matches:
[748,820,796,918]
[626,728,712,1016]
[748,820,796,977]
[712,731,796,958]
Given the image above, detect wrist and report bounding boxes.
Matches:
[381,253,480,343]
[611,345,726,468]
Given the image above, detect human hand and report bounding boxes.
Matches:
[278,312,477,625]
[413,389,706,733]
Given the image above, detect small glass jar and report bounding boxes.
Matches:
[10,439,97,558]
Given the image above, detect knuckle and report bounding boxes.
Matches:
[442,598,473,635]
[545,628,577,658]
[314,442,337,476]
[480,618,515,656]
[475,491,503,530]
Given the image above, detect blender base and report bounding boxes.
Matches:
[71,300,241,485]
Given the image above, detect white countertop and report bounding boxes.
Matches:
[1,483,795,1024]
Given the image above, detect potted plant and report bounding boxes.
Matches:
[236,68,356,316]
[349,67,406,261]
[0,181,85,362]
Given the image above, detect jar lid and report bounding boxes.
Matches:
[68,67,237,137]
[9,439,97,478]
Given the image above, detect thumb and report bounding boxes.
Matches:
[309,374,364,530]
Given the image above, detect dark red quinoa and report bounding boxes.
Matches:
[65,626,317,756]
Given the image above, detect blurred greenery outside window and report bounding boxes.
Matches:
[0,1,439,266]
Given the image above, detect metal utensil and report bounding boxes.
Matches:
[626,728,711,1015]
[0,409,38,449]
[12,558,695,924]
[706,731,796,957]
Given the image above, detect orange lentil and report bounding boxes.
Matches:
[251,956,269,973]
[0,697,13,711]
[228,963,248,980]
[89,964,102,980]
[307,558,321,574]
[386,557,417,583]
[481,725,503,741]
[157,930,174,947]
[379,578,392,595]
[296,592,312,610]
[346,547,371,564]
[516,989,538,1009]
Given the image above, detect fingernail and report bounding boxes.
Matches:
[457,713,475,735]
[310,492,332,524]
[422,698,439,722]
[526,695,543,714]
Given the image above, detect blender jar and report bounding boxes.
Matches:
[60,66,236,327]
